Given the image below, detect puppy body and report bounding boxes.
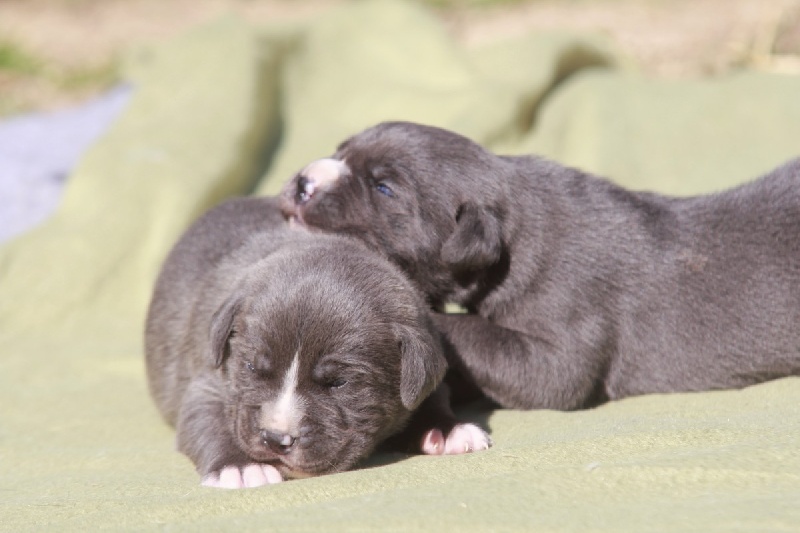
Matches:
[145,197,450,487]
[282,121,800,410]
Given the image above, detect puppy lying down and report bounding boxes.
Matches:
[145,197,489,489]
[282,121,800,410]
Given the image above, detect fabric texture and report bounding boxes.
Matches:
[2,1,799,530]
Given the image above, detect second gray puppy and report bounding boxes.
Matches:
[282,121,800,411]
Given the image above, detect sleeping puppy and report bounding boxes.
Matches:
[145,197,489,489]
[280,121,800,410]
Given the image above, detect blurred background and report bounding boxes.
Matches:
[1,0,800,242]
[2,0,799,117]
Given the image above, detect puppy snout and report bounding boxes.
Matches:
[293,158,347,205]
[261,429,297,455]
[295,175,315,204]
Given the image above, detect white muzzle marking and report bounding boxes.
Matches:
[302,158,347,190]
[261,351,303,434]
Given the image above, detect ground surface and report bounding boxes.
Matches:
[1,0,799,116]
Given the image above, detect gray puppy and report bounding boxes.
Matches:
[145,196,490,489]
[281,121,800,410]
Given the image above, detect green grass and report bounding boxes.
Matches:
[56,59,119,92]
[0,40,43,74]
[421,0,529,8]
[0,38,118,116]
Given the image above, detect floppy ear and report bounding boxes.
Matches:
[395,320,448,411]
[208,295,241,368]
[441,202,503,274]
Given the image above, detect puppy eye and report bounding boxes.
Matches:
[247,359,272,377]
[375,182,394,198]
[328,378,348,389]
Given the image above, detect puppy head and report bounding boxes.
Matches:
[209,241,446,478]
[280,121,509,303]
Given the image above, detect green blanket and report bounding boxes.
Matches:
[2,1,800,530]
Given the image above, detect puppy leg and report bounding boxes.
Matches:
[176,378,283,489]
[418,383,493,455]
[431,313,604,410]
[385,381,492,455]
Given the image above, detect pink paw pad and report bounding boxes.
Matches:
[421,423,492,456]
[201,464,283,489]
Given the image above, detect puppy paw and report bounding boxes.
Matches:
[201,464,283,489]
[420,423,492,455]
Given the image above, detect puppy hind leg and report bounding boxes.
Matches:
[436,424,493,455]
[384,381,492,456]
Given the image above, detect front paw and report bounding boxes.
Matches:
[420,423,492,455]
[201,463,283,489]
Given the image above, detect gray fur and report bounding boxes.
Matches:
[145,196,446,479]
[281,121,800,410]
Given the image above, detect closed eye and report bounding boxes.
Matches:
[246,359,271,377]
[375,182,394,198]
[328,378,348,389]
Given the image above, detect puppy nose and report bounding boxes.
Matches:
[295,175,315,204]
[260,429,297,455]
[294,158,347,205]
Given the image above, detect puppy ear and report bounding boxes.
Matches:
[441,202,503,274]
[396,320,448,411]
[209,295,240,368]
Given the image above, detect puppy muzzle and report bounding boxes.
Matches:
[282,158,349,226]
[294,158,347,203]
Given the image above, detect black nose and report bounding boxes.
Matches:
[295,176,313,204]
[261,429,297,455]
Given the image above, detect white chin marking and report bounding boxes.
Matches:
[302,158,347,188]
[287,216,307,231]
